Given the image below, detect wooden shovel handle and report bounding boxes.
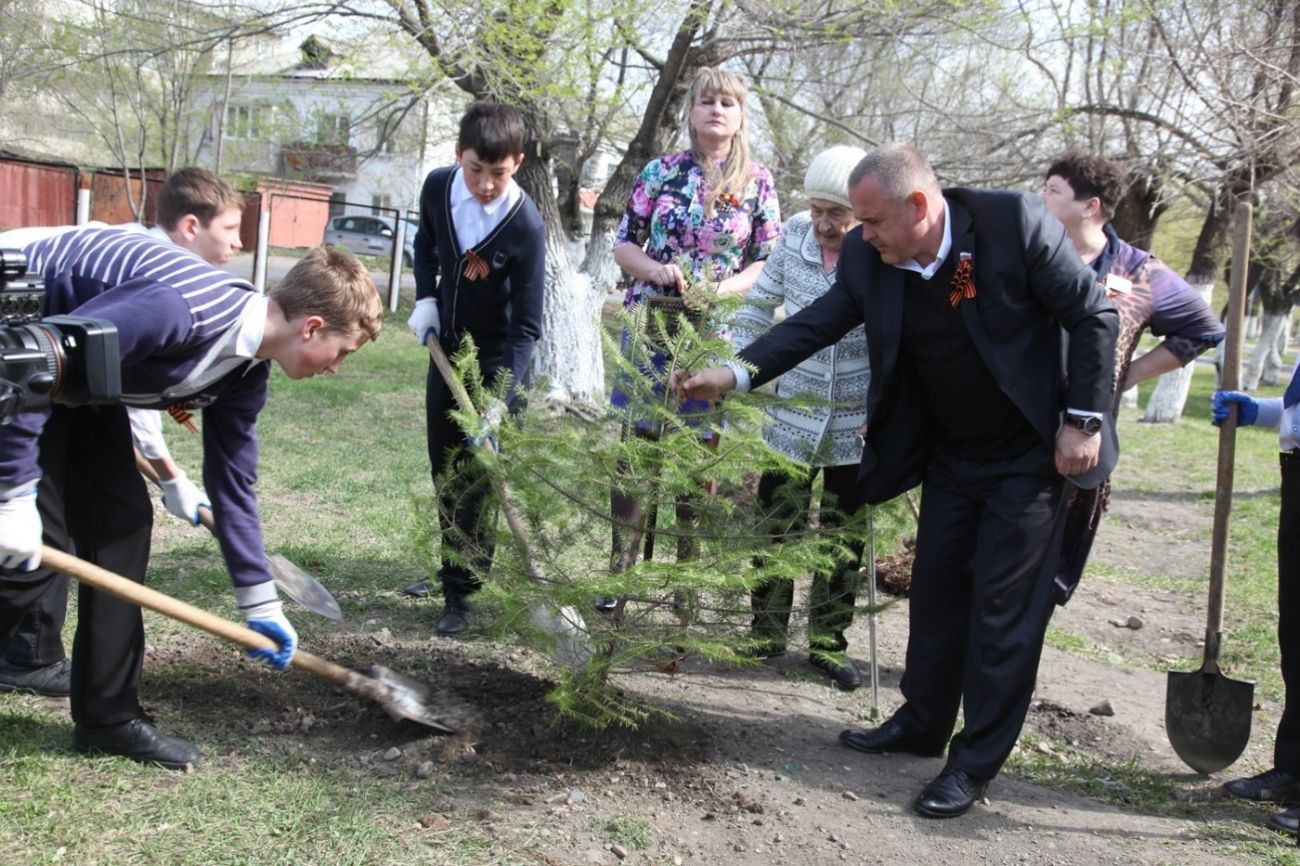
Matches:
[133,449,216,533]
[41,546,353,687]
[1204,203,1252,668]
[425,339,545,582]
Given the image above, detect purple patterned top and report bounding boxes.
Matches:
[613,150,781,305]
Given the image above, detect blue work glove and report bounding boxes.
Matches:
[235,585,299,671]
[406,297,440,345]
[159,471,211,526]
[1211,390,1259,427]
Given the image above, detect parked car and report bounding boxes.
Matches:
[322,214,418,267]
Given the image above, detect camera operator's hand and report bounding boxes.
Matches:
[159,471,211,526]
[407,297,440,345]
[0,482,42,572]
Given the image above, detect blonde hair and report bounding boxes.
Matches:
[271,246,383,341]
[686,67,753,217]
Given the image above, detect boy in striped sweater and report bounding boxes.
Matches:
[0,229,382,769]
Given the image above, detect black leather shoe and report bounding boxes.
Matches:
[839,718,946,756]
[811,653,862,691]
[436,602,474,636]
[594,596,618,614]
[1225,768,1300,803]
[1270,805,1300,834]
[0,657,71,697]
[402,579,433,598]
[915,768,988,818]
[74,717,200,771]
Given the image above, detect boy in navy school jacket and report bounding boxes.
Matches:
[403,101,546,637]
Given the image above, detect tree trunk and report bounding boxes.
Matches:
[515,140,605,405]
[1245,311,1289,389]
[1111,170,1167,251]
[1143,279,1215,422]
[579,0,713,285]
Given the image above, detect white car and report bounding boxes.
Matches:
[323,215,417,266]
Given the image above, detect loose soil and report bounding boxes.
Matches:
[11,463,1285,864]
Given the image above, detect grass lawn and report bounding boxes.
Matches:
[2,311,1297,863]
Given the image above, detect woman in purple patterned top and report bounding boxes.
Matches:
[600,68,781,611]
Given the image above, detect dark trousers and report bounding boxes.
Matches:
[751,464,867,651]
[2,573,69,666]
[892,445,1067,781]
[426,360,494,600]
[1275,451,1300,772]
[0,404,152,726]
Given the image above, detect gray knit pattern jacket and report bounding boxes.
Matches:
[732,212,870,467]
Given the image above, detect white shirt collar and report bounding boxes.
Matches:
[895,198,952,280]
[237,293,268,359]
[450,166,519,217]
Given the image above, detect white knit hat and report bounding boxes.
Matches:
[804,145,868,208]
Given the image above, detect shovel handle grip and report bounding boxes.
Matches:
[40,546,354,687]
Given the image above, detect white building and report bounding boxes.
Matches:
[192,31,459,218]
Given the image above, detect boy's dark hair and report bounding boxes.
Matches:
[457,101,526,163]
[156,167,245,230]
[1045,151,1127,220]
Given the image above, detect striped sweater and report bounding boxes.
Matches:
[0,227,274,590]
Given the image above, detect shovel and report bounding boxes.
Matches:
[133,449,342,620]
[41,546,459,732]
[1165,202,1255,775]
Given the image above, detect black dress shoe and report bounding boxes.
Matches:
[1225,768,1300,803]
[915,768,988,818]
[436,602,474,636]
[1270,805,1300,834]
[74,717,200,771]
[810,653,862,691]
[839,718,946,756]
[0,657,71,697]
[403,579,433,598]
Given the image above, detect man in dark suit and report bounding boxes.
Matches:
[675,143,1118,818]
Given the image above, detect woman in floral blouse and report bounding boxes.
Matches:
[600,67,781,610]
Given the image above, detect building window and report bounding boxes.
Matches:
[376,114,401,154]
[372,194,393,212]
[316,114,350,146]
[224,104,266,140]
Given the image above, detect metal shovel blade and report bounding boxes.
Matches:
[367,664,462,733]
[1165,668,1254,774]
[269,554,343,621]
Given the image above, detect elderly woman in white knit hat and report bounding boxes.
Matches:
[731,145,870,690]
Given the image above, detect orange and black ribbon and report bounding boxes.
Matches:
[166,403,199,434]
[463,249,489,281]
[948,252,976,309]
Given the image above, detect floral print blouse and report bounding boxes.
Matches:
[613,150,782,306]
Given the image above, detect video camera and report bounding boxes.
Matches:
[0,248,120,424]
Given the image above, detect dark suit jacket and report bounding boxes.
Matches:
[738,188,1119,504]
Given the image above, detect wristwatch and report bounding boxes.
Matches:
[1064,412,1103,436]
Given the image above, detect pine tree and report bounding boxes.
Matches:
[416,281,909,728]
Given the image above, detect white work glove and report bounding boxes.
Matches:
[159,471,211,526]
[407,297,441,345]
[0,482,42,572]
[235,585,299,671]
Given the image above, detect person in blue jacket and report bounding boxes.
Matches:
[402,101,546,637]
